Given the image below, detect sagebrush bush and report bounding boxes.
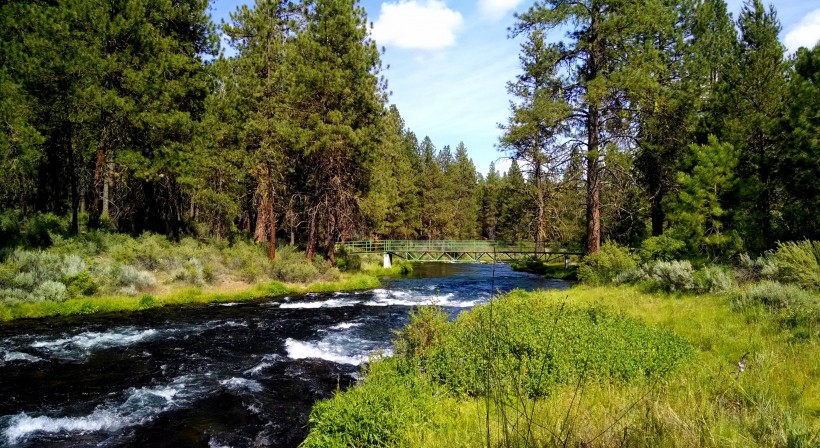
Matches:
[735,252,778,283]
[694,265,735,294]
[31,280,67,302]
[578,241,637,285]
[773,241,820,289]
[642,260,695,293]
[115,265,156,293]
[731,281,815,311]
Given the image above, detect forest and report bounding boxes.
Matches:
[0,0,817,262]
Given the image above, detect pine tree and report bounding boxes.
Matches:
[513,0,673,253]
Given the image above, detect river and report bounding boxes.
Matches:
[0,263,568,447]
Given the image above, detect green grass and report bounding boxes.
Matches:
[303,285,820,447]
[0,273,380,321]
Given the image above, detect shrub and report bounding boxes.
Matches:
[694,265,735,294]
[642,260,696,293]
[577,241,637,285]
[31,280,67,302]
[115,265,157,293]
[176,257,206,286]
[639,234,686,262]
[731,281,815,312]
[735,252,777,283]
[63,271,98,297]
[394,306,449,361]
[773,241,820,289]
[0,288,29,305]
[421,293,693,398]
[302,359,440,448]
[138,295,157,310]
[60,254,86,277]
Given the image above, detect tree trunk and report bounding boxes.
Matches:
[89,143,105,228]
[306,207,318,262]
[69,134,79,235]
[651,191,665,237]
[586,106,601,254]
[268,184,276,261]
[534,163,545,254]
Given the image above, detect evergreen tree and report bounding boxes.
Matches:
[513,0,673,253]
[291,0,385,262]
[724,0,788,252]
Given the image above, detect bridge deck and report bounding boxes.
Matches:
[342,240,584,262]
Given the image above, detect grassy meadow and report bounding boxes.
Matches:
[303,241,820,447]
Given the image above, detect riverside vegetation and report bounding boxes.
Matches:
[302,240,820,447]
[0,212,406,321]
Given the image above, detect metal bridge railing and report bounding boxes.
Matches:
[341,240,582,255]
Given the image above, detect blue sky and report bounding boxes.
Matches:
[209,0,820,175]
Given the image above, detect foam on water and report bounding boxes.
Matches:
[279,298,357,309]
[220,377,263,393]
[328,322,362,330]
[244,354,281,376]
[284,339,368,365]
[30,328,158,355]
[3,375,207,445]
[2,351,42,363]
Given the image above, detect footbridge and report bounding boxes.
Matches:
[341,240,585,268]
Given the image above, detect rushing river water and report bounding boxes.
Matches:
[0,263,568,448]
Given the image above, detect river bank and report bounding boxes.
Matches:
[0,263,557,447]
[0,273,381,322]
[303,284,820,447]
[0,231,396,322]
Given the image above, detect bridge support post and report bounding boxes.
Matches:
[383,252,393,269]
[564,254,571,269]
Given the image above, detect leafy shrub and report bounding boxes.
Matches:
[639,234,686,262]
[510,256,548,275]
[138,295,157,310]
[642,260,696,293]
[420,293,693,398]
[773,241,820,289]
[31,280,67,302]
[0,288,29,305]
[176,257,207,286]
[578,241,637,285]
[694,265,734,294]
[394,306,449,361]
[60,254,86,277]
[63,271,98,297]
[302,359,441,448]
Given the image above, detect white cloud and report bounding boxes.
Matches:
[784,8,820,53]
[371,0,464,50]
[478,0,524,21]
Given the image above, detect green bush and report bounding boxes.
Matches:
[577,241,637,285]
[421,293,693,398]
[639,234,686,262]
[115,265,156,294]
[773,241,820,289]
[394,306,449,361]
[138,294,157,310]
[63,271,98,297]
[302,359,441,448]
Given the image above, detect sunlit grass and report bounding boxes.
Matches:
[0,273,380,321]
[305,285,820,447]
